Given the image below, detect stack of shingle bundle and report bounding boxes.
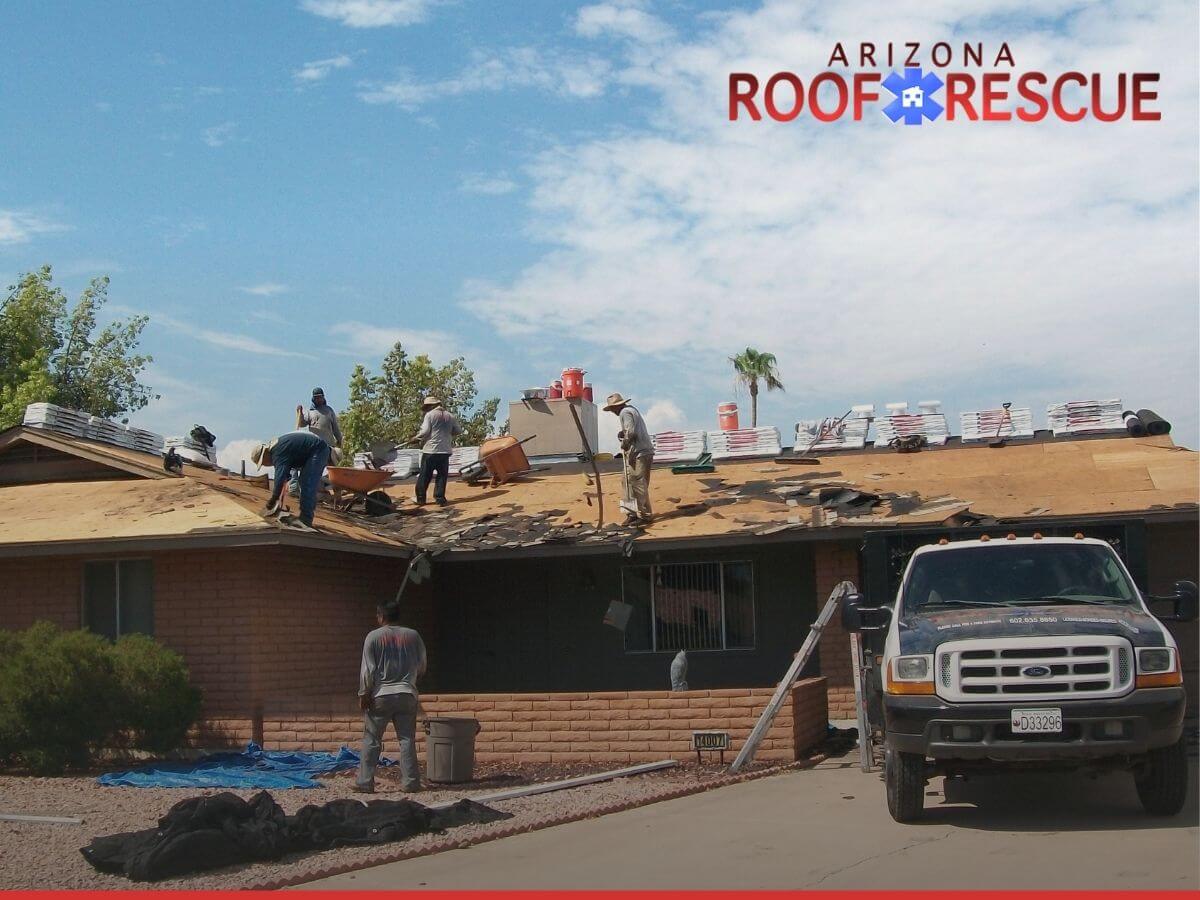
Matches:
[651,430,707,463]
[22,402,91,437]
[86,415,126,446]
[706,426,782,459]
[874,411,950,446]
[795,417,870,452]
[448,446,480,475]
[353,449,421,478]
[123,426,165,454]
[164,434,218,468]
[1047,399,1125,436]
[960,407,1035,442]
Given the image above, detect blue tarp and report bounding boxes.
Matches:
[98,742,393,789]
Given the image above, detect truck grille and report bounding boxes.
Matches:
[935,636,1134,702]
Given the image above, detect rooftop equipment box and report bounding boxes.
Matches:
[508,398,598,459]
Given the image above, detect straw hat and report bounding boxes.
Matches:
[602,392,631,412]
[422,396,441,409]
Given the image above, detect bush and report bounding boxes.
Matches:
[111,633,202,754]
[0,622,202,774]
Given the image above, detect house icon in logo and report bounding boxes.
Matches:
[902,86,924,108]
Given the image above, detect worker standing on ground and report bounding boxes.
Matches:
[356,602,427,793]
[409,396,461,507]
[290,387,343,495]
[251,429,329,527]
[603,392,654,524]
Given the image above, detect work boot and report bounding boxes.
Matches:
[352,782,375,794]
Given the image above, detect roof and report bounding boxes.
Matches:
[356,434,1198,556]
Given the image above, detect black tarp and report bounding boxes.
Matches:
[80,791,511,882]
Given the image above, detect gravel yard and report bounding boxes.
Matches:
[0,757,796,890]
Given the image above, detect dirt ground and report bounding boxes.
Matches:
[0,757,783,890]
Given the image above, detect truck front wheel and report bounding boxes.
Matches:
[1135,737,1189,816]
[886,749,926,822]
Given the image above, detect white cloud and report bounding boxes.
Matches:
[300,0,435,28]
[94,101,113,113]
[153,311,313,359]
[575,1,673,44]
[644,399,687,434]
[330,320,464,361]
[237,282,290,297]
[217,438,269,476]
[159,218,207,247]
[294,54,353,84]
[459,172,518,195]
[359,47,611,109]
[465,0,1200,443]
[0,209,69,246]
[202,121,238,147]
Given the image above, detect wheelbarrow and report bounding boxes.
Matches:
[325,466,395,515]
[459,434,545,486]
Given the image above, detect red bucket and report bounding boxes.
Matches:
[562,368,586,400]
[718,402,739,431]
[548,380,563,400]
[583,382,594,402]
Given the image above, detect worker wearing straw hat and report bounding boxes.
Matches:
[603,392,654,524]
[407,396,461,506]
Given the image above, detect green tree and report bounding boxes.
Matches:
[0,266,155,429]
[340,342,500,453]
[729,347,784,428]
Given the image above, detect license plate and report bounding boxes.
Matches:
[1010,708,1063,734]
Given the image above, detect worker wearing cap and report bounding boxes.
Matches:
[408,397,461,507]
[251,429,329,527]
[289,387,343,495]
[603,392,654,524]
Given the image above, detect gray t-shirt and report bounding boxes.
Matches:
[619,405,654,458]
[359,625,427,699]
[416,408,462,454]
[301,404,342,448]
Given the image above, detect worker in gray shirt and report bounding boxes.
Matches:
[356,602,427,793]
[408,396,461,506]
[603,392,654,524]
[290,387,343,495]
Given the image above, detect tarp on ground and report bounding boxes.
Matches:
[97,742,393,789]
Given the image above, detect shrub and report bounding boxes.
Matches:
[0,622,202,773]
[111,633,202,754]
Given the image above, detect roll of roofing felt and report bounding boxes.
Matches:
[1122,411,1146,437]
[1136,408,1171,436]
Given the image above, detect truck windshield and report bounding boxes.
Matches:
[903,544,1138,613]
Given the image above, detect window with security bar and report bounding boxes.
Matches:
[622,561,754,652]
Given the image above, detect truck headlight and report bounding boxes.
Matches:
[1136,647,1181,688]
[887,655,935,695]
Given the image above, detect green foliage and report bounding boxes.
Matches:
[111,633,202,755]
[0,266,156,430]
[0,622,201,774]
[729,346,785,427]
[340,342,501,453]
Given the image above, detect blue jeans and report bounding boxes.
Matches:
[268,441,329,525]
[415,452,450,504]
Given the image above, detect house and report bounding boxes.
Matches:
[902,86,923,108]
[0,421,1196,765]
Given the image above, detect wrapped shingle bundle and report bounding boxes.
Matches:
[706,426,782,459]
[875,412,950,446]
[960,407,1034,442]
[447,446,480,475]
[1047,399,1124,435]
[22,402,91,438]
[164,435,218,468]
[651,430,707,463]
[795,417,870,452]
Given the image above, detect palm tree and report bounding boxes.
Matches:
[729,347,784,427]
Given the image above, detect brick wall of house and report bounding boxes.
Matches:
[0,555,83,630]
[813,541,862,719]
[257,678,829,764]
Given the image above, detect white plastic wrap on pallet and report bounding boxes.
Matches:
[1047,399,1125,435]
[447,446,480,475]
[795,417,870,451]
[651,430,707,463]
[706,426,782,459]
[22,402,90,437]
[874,413,950,446]
[960,407,1035,442]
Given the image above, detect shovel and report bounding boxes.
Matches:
[988,402,1013,448]
[619,453,638,518]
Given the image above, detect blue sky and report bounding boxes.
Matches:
[2,0,1196,464]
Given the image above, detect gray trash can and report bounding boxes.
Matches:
[424,717,481,783]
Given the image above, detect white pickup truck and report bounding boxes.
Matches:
[842,535,1196,822]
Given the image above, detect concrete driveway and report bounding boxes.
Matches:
[301,756,1199,890]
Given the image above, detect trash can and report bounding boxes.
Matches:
[423,717,481,783]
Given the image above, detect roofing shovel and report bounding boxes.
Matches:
[619,453,638,518]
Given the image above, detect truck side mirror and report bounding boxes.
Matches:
[841,592,866,632]
[1172,580,1198,622]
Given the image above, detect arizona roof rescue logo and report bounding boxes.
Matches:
[729,42,1161,124]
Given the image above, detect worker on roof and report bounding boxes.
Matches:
[290,387,343,496]
[408,396,461,507]
[251,429,329,527]
[603,392,654,525]
[355,601,427,794]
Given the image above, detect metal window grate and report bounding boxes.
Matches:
[622,561,754,652]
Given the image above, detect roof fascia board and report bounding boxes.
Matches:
[0,427,165,480]
[0,529,412,560]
